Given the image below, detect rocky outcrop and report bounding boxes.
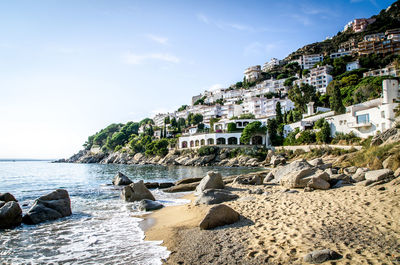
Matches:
[195,189,239,205]
[199,204,240,230]
[121,180,155,202]
[303,249,342,264]
[270,155,286,167]
[370,128,400,146]
[0,201,22,229]
[195,171,224,194]
[22,189,72,225]
[175,177,203,185]
[112,172,133,186]
[137,199,163,211]
[0,193,17,202]
[352,168,369,182]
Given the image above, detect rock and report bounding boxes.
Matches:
[159,182,174,189]
[164,182,199,193]
[304,187,314,192]
[0,201,23,229]
[395,168,400,178]
[332,180,344,188]
[137,199,163,211]
[263,172,275,183]
[364,169,393,182]
[195,189,239,205]
[282,189,299,194]
[280,168,315,188]
[272,159,313,184]
[309,158,323,167]
[175,177,203,186]
[343,166,358,175]
[371,127,399,146]
[303,249,342,264]
[0,193,17,202]
[22,189,72,225]
[270,155,286,167]
[382,156,392,169]
[144,182,160,189]
[352,168,369,182]
[112,172,133,186]
[264,149,275,163]
[199,204,240,230]
[121,180,155,202]
[253,188,264,195]
[195,171,224,194]
[307,177,330,190]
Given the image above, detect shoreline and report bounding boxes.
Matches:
[143,181,400,264]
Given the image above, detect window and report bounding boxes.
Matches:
[356,114,369,124]
[381,111,385,118]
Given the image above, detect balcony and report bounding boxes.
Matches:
[347,122,372,128]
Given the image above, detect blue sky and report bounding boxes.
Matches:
[0,0,394,159]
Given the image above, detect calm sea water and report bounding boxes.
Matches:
[0,161,260,264]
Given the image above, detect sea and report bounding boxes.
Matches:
[0,160,260,264]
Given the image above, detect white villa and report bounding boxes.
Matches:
[292,54,324,70]
[244,65,262,82]
[284,79,399,138]
[294,65,333,94]
[262,58,281,72]
[178,118,270,149]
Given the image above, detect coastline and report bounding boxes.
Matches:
[144,181,400,264]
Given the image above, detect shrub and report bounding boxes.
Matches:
[198,146,219,156]
[297,130,316,144]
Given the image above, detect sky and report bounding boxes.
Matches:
[0,0,395,159]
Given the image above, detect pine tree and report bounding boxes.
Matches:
[275,102,283,125]
[330,82,345,114]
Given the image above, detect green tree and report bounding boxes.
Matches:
[227,122,237,132]
[316,121,331,143]
[240,121,267,145]
[266,119,283,146]
[170,117,177,127]
[191,114,203,125]
[288,83,317,113]
[164,116,170,124]
[178,118,186,127]
[275,102,283,125]
[177,105,188,111]
[329,81,346,114]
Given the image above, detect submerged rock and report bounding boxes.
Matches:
[22,189,72,225]
[137,199,163,211]
[112,172,133,186]
[199,204,240,230]
[0,201,23,229]
[121,180,155,202]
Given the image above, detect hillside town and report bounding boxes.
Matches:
[151,17,400,150]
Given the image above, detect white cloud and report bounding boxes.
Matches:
[244,42,279,57]
[146,34,168,45]
[123,52,180,64]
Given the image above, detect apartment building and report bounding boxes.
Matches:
[339,38,358,53]
[153,113,176,127]
[363,63,400,78]
[358,32,400,55]
[330,49,351,59]
[262,58,281,72]
[242,97,294,119]
[292,54,324,70]
[343,18,376,33]
[255,78,288,94]
[294,65,333,94]
[244,65,262,82]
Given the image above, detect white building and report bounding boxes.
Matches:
[363,63,400,78]
[330,49,351,59]
[294,65,333,94]
[262,58,281,72]
[220,103,243,119]
[284,79,399,138]
[242,97,294,119]
[255,78,288,94]
[244,65,261,82]
[153,113,176,127]
[293,54,324,70]
[346,61,360,72]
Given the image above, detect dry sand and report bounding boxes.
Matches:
[145,181,400,264]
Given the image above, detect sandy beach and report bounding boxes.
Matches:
[145,180,400,264]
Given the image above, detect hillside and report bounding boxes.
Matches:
[285,0,400,61]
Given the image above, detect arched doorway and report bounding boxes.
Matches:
[195,140,199,147]
[190,140,194,147]
[251,136,263,145]
[207,138,214,145]
[228,137,238,145]
[200,139,205,146]
[216,138,226,145]
[181,141,187,148]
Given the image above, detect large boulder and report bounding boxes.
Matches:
[280,168,315,188]
[364,169,393,182]
[121,180,155,202]
[195,189,239,205]
[199,204,240,230]
[195,171,224,194]
[0,201,22,229]
[271,159,313,184]
[352,168,369,182]
[22,189,72,225]
[309,158,324,167]
[303,249,342,264]
[307,177,330,190]
[112,172,133,186]
[270,155,286,167]
[0,193,17,202]
[137,199,164,211]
